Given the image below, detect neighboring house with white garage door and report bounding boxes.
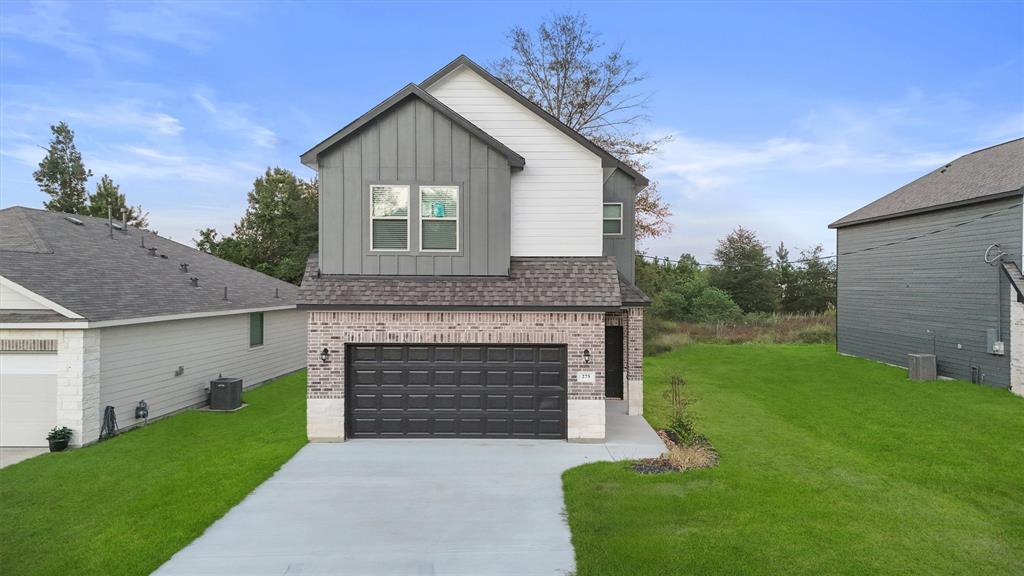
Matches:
[0,207,306,448]
[298,55,650,442]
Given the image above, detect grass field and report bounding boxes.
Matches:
[0,371,307,576]
[563,345,1024,576]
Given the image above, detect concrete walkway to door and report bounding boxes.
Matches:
[152,400,663,576]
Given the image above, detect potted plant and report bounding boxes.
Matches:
[46,426,73,452]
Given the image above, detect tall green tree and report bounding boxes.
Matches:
[782,245,837,314]
[34,121,92,214]
[708,227,779,313]
[494,13,672,240]
[774,242,793,308]
[196,168,318,284]
[86,175,148,228]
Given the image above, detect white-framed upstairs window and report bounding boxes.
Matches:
[603,202,623,235]
[370,185,410,251]
[420,185,459,251]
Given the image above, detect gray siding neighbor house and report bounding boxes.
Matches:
[0,207,306,448]
[830,137,1024,395]
[299,55,651,442]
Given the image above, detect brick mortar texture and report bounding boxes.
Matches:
[307,311,606,401]
[625,307,644,382]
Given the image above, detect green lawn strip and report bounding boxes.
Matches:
[563,345,1024,576]
[0,370,308,576]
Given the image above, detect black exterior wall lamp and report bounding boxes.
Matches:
[320,348,331,363]
[583,349,591,364]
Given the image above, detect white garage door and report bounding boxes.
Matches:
[0,354,58,447]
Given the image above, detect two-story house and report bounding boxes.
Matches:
[297,55,651,441]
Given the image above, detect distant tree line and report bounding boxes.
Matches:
[34,121,148,227]
[638,226,837,322]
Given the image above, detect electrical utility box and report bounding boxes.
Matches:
[987,329,1005,355]
[908,354,937,381]
[209,377,243,410]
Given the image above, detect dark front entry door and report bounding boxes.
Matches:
[346,344,567,438]
[605,326,624,398]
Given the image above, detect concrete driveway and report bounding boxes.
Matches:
[0,447,47,469]
[153,400,663,576]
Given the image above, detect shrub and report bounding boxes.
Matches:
[652,277,743,324]
[46,426,73,442]
[693,287,744,323]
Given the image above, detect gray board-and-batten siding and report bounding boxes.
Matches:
[836,195,1022,386]
[318,97,512,277]
[602,168,638,283]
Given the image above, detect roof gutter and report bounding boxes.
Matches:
[0,305,297,330]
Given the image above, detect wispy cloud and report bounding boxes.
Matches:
[106,2,234,53]
[641,94,1019,261]
[0,0,244,68]
[193,91,278,148]
[0,1,100,66]
[2,100,184,137]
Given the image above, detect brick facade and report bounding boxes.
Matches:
[624,307,644,414]
[307,310,613,440]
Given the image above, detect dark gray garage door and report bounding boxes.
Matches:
[347,344,567,438]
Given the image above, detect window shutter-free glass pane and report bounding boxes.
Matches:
[420,186,458,219]
[603,204,622,218]
[603,219,622,234]
[422,220,457,250]
[372,220,408,249]
[250,313,264,347]
[371,185,409,217]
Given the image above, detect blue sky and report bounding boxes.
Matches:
[2,1,1022,261]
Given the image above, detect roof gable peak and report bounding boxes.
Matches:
[300,82,525,169]
[421,54,649,188]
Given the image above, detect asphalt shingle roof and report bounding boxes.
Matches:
[831,138,1024,228]
[298,253,631,310]
[0,207,297,322]
[618,274,651,306]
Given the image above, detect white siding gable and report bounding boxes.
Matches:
[426,66,603,257]
[0,276,79,317]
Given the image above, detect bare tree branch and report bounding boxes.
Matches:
[492,13,672,240]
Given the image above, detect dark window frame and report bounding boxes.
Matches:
[249,312,264,348]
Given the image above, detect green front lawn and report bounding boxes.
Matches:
[563,345,1024,575]
[0,371,307,576]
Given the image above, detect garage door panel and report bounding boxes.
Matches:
[538,348,562,363]
[347,344,566,439]
[353,346,378,361]
[486,348,508,362]
[1,355,58,447]
[538,371,561,387]
[485,371,508,386]
[538,395,561,411]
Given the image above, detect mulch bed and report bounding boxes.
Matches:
[631,429,720,475]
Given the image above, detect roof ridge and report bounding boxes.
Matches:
[962,136,1024,157]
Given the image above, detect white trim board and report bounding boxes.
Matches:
[0,276,82,318]
[0,305,297,330]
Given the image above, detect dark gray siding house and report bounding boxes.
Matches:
[830,137,1024,392]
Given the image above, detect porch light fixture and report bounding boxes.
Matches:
[320,348,330,363]
[583,349,591,364]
